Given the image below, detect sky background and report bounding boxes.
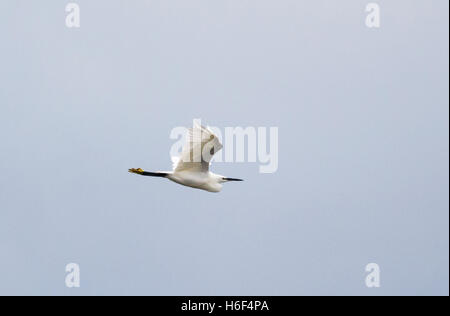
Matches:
[0,0,448,296]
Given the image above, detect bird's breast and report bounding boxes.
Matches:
[167,172,222,192]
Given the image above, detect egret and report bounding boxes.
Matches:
[129,124,243,192]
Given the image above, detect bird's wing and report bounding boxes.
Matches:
[173,123,222,172]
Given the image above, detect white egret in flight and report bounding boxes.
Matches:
[129,124,243,192]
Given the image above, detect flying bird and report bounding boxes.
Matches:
[129,124,243,192]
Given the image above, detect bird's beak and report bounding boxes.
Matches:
[224,177,243,182]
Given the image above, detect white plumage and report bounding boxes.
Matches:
[129,123,242,192]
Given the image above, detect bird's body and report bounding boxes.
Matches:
[129,123,243,192]
[167,171,224,193]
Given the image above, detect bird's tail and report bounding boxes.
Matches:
[128,168,168,177]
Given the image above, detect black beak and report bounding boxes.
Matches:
[224,177,244,182]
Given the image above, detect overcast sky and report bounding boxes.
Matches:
[0,0,448,295]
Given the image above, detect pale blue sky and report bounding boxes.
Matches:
[0,0,448,295]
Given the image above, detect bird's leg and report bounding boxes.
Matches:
[128,168,144,175]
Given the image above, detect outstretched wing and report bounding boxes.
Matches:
[173,124,222,172]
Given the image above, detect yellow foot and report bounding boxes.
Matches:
[128,168,144,174]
